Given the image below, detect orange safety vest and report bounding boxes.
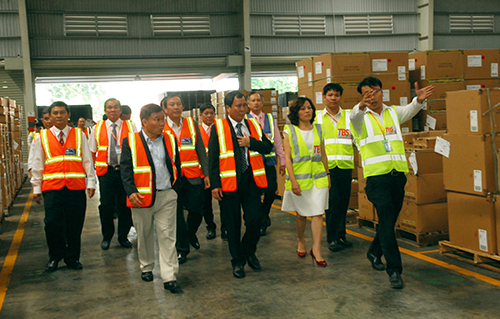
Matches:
[94,120,134,176]
[164,117,204,178]
[214,118,267,192]
[198,124,210,156]
[40,128,87,191]
[125,132,178,208]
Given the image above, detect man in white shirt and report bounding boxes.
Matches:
[31,101,96,272]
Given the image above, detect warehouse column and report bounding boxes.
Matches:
[417,0,434,51]
[238,0,252,91]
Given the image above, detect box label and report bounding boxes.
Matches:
[409,59,415,71]
[401,127,409,133]
[434,136,450,158]
[426,115,437,130]
[298,66,304,78]
[400,97,408,106]
[398,66,406,80]
[372,59,388,72]
[479,229,488,252]
[492,63,499,77]
[422,100,427,110]
[474,170,482,192]
[307,72,312,83]
[272,105,278,111]
[271,97,277,104]
[409,151,418,174]
[315,62,322,74]
[467,85,481,90]
[382,89,390,102]
[272,90,277,96]
[316,92,323,105]
[326,69,331,83]
[470,110,478,132]
[420,65,426,80]
[467,55,482,67]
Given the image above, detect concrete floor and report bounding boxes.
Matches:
[1,183,500,318]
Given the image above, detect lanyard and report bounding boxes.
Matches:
[109,123,120,142]
[325,110,338,124]
[368,112,387,139]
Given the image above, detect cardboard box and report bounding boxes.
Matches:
[358,192,375,220]
[313,79,328,109]
[398,201,448,233]
[340,83,361,108]
[464,49,500,80]
[409,50,464,81]
[448,192,497,254]
[495,195,500,254]
[405,173,446,204]
[298,82,314,100]
[261,105,279,113]
[443,134,500,196]
[330,52,371,83]
[419,80,465,111]
[313,53,333,81]
[446,88,500,135]
[296,58,313,84]
[425,111,447,131]
[357,166,366,192]
[258,90,279,105]
[465,79,500,91]
[377,76,411,107]
[276,164,285,197]
[370,51,409,80]
[405,149,443,174]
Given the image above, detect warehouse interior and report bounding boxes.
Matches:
[1,0,500,317]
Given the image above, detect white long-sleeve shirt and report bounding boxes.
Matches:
[88,118,138,164]
[30,126,96,194]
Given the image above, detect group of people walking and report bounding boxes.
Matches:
[28,75,434,293]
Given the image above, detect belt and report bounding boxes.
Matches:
[110,165,120,171]
[390,169,400,176]
[157,188,170,192]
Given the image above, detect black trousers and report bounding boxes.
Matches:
[98,167,132,242]
[202,187,217,231]
[260,164,277,227]
[176,176,204,255]
[325,167,352,243]
[365,171,407,275]
[220,170,263,266]
[43,187,86,263]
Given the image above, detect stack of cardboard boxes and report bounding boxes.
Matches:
[443,88,500,255]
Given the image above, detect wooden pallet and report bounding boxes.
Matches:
[439,240,500,274]
[395,227,449,247]
[357,217,378,231]
[346,208,359,224]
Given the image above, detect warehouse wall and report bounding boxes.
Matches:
[433,0,500,50]
[0,0,22,58]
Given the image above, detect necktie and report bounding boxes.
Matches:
[207,125,211,137]
[236,123,248,173]
[109,123,118,167]
[59,131,64,146]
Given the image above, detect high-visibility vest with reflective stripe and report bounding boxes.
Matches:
[199,124,209,156]
[84,127,91,138]
[352,106,408,178]
[284,124,329,191]
[214,118,268,191]
[315,109,355,169]
[126,131,178,208]
[246,113,277,166]
[40,128,86,191]
[94,120,134,176]
[164,117,204,179]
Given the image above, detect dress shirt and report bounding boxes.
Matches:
[249,111,286,166]
[167,116,183,137]
[88,118,137,164]
[202,122,212,135]
[350,97,423,136]
[30,125,96,194]
[141,130,171,190]
[228,115,250,166]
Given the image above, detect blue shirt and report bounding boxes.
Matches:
[141,131,171,190]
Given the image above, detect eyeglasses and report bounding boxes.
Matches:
[362,88,382,97]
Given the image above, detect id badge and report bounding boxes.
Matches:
[65,148,76,155]
[383,140,393,152]
[115,145,122,155]
[181,138,192,145]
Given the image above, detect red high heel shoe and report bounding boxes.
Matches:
[297,250,306,258]
[310,249,327,267]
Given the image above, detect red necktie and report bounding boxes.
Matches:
[59,131,64,146]
[207,125,211,136]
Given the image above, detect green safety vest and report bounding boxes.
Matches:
[284,124,329,191]
[315,108,354,169]
[352,106,408,178]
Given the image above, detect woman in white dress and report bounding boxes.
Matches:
[282,97,330,267]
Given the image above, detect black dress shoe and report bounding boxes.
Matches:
[233,265,245,278]
[189,235,200,250]
[260,226,267,236]
[206,228,216,240]
[389,272,404,289]
[247,255,261,271]
[338,237,353,248]
[164,281,183,293]
[328,240,343,252]
[46,259,59,272]
[141,271,154,282]
[66,260,83,270]
[221,229,228,241]
[101,240,110,250]
[119,239,133,248]
[367,253,386,271]
[178,253,187,265]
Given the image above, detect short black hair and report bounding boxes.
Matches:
[35,121,45,129]
[225,90,245,107]
[121,105,132,115]
[199,103,215,114]
[288,97,316,126]
[323,83,344,96]
[104,98,121,111]
[140,103,164,122]
[246,91,264,101]
[357,77,383,94]
[42,107,50,116]
[48,101,70,114]
[160,95,184,109]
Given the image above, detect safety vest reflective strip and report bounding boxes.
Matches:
[199,124,210,155]
[246,113,277,159]
[357,107,408,177]
[316,109,354,169]
[129,132,152,193]
[95,120,133,175]
[284,124,328,191]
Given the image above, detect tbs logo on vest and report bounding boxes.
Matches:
[385,126,397,135]
[314,145,321,154]
[337,128,351,138]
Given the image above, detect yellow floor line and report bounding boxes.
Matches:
[0,193,32,312]
[419,249,440,254]
[0,235,14,238]
[273,202,500,287]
